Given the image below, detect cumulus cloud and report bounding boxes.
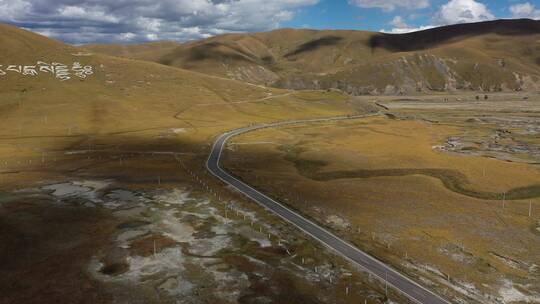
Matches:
[382,18,434,34]
[57,5,120,23]
[384,15,435,33]
[390,16,408,29]
[510,2,540,19]
[434,0,494,25]
[383,0,495,34]
[0,0,318,44]
[0,0,31,22]
[348,0,429,12]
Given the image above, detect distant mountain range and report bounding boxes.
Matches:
[84,19,540,95]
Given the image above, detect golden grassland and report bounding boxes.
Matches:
[0,80,396,303]
[0,83,354,185]
[223,110,540,302]
[0,21,357,189]
[1,23,412,304]
[2,22,539,303]
[82,41,181,62]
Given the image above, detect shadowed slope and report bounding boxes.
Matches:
[84,19,540,94]
[369,19,540,52]
[285,36,344,57]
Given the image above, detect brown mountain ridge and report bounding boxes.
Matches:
[82,19,539,94]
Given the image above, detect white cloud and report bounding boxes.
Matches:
[57,5,119,23]
[390,16,408,29]
[146,33,158,41]
[382,0,494,34]
[0,0,319,43]
[384,15,435,33]
[381,25,435,34]
[0,0,31,22]
[510,2,540,19]
[120,32,136,41]
[434,0,494,25]
[349,0,429,12]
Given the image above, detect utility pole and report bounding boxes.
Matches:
[529,201,532,218]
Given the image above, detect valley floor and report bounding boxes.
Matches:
[1,90,539,304]
[223,93,540,304]
[0,90,409,304]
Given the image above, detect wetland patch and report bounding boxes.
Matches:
[285,150,540,200]
[80,184,389,303]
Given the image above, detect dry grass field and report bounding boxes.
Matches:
[3,21,540,304]
[0,23,364,190]
[0,23,410,304]
[223,94,540,303]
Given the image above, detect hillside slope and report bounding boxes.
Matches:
[0,23,373,304]
[0,22,355,189]
[0,21,278,188]
[0,22,272,141]
[83,41,181,62]
[84,19,540,95]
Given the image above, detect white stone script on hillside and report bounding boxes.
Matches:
[0,62,93,81]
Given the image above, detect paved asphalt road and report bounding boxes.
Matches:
[206,114,452,304]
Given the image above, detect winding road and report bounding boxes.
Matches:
[206,114,452,304]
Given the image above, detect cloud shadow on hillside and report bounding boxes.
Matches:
[285,36,343,58]
[369,19,540,52]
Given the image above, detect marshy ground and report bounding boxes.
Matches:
[0,175,405,304]
[1,89,538,304]
[0,90,408,304]
[223,93,540,304]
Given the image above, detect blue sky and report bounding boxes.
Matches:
[0,0,539,43]
[283,0,539,33]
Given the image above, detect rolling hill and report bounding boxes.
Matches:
[82,41,181,63]
[0,22,356,189]
[0,22,271,145]
[0,22,369,304]
[84,19,540,95]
